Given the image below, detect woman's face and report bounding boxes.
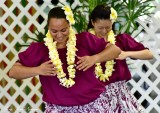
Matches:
[48,18,70,44]
[92,19,112,38]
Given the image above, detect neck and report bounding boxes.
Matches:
[95,34,108,42]
[57,42,67,49]
[105,35,108,42]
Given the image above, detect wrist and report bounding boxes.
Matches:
[92,55,99,63]
[33,66,40,75]
[126,51,132,58]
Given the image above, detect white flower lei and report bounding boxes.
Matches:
[88,7,117,82]
[44,6,77,88]
[89,29,116,82]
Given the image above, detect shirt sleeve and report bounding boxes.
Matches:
[118,33,147,51]
[76,32,109,54]
[18,42,46,67]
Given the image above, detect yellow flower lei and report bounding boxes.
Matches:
[89,29,116,82]
[88,7,117,82]
[44,6,77,88]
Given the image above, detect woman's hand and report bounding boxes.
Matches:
[38,60,57,76]
[116,51,128,60]
[76,56,97,71]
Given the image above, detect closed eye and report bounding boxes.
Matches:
[51,30,57,33]
[61,28,67,32]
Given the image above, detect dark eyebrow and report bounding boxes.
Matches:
[61,27,68,30]
[98,26,104,28]
[98,26,111,28]
[51,26,68,31]
[51,29,57,31]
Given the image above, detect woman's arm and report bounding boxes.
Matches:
[117,49,153,60]
[93,43,121,63]
[9,61,56,79]
[9,63,40,79]
[76,44,121,71]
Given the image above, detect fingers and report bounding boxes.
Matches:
[46,70,57,76]
[40,60,57,76]
[46,64,55,68]
[76,61,87,70]
[76,56,93,71]
[42,67,57,76]
[43,72,56,76]
[77,56,85,70]
[43,60,55,68]
[48,67,57,75]
[45,60,55,66]
[115,55,124,60]
[76,62,91,71]
[77,56,81,59]
[83,65,91,71]
[76,59,90,71]
[77,56,85,65]
[44,60,52,64]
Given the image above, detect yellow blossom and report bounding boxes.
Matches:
[110,7,117,23]
[62,6,75,25]
[46,30,52,38]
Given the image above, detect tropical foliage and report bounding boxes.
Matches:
[18,0,155,44]
[77,0,155,35]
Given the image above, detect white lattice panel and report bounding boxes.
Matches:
[0,0,160,113]
[127,1,160,113]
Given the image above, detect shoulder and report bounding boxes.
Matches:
[30,42,45,47]
[115,33,136,49]
[76,32,105,42]
[23,42,48,54]
[116,33,146,51]
[76,32,94,39]
[29,42,47,50]
[18,42,48,66]
[76,32,93,43]
[115,33,137,43]
[116,33,133,40]
[19,42,48,58]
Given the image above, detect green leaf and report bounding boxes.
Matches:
[19,0,155,47]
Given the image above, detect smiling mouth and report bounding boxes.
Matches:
[57,37,63,40]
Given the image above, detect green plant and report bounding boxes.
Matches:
[16,25,48,50]
[115,0,155,34]
[18,0,155,47]
[79,0,155,35]
[72,5,88,33]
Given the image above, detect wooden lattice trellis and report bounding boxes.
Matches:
[0,0,160,113]
[127,1,160,113]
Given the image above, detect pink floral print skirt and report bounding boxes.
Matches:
[45,81,144,113]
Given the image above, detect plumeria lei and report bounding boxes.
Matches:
[89,29,116,82]
[88,7,117,82]
[44,6,77,88]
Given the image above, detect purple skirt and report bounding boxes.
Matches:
[45,81,144,113]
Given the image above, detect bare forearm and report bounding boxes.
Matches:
[126,49,153,60]
[94,44,121,63]
[9,63,39,79]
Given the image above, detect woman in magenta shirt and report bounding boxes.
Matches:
[87,4,153,113]
[9,6,121,112]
